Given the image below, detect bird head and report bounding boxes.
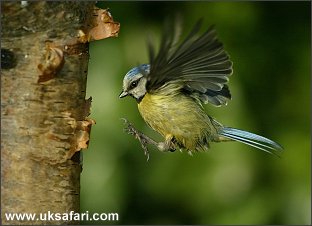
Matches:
[119,64,150,101]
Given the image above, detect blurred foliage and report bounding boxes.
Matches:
[81,2,310,225]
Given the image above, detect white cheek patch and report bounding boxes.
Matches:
[130,77,148,99]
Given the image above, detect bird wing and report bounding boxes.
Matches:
[146,19,233,106]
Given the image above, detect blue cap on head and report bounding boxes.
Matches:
[125,64,150,79]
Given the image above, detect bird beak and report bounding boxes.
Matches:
[119,91,128,98]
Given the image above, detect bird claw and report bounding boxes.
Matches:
[121,118,150,161]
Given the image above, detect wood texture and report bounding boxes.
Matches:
[1,2,95,224]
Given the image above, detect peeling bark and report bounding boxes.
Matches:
[1,2,103,225]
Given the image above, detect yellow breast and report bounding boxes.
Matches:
[138,91,216,150]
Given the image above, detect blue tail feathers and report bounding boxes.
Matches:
[219,127,283,155]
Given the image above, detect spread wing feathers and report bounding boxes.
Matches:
[191,84,231,106]
[147,19,233,106]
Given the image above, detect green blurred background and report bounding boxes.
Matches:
[81,1,310,225]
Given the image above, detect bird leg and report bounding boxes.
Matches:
[156,134,176,152]
[121,118,176,161]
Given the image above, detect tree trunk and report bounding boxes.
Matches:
[1,2,119,225]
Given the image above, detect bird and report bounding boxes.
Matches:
[119,19,283,159]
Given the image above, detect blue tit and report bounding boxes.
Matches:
[119,19,283,157]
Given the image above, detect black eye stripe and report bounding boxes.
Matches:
[130,80,139,89]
